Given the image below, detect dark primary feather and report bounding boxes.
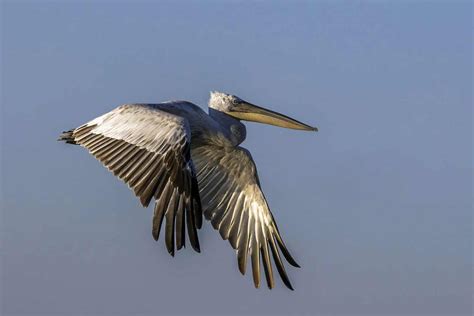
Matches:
[58,130,78,144]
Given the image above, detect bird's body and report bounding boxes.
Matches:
[59,92,317,290]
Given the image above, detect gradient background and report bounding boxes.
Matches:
[1,1,472,315]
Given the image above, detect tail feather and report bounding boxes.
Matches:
[58,130,77,144]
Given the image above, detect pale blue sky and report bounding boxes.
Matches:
[1,1,472,315]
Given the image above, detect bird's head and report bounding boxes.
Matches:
[209,91,317,131]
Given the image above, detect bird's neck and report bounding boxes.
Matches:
[209,108,247,146]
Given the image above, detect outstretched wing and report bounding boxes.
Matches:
[192,144,299,290]
[62,104,202,255]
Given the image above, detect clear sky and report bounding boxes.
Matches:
[1,1,472,315]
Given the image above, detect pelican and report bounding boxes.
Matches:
[58,92,317,290]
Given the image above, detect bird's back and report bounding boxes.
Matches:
[143,101,231,146]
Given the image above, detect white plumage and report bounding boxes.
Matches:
[59,91,317,290]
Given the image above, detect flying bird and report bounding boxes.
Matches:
[59,92,317,290]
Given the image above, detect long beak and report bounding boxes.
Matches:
[228,102,318,131]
